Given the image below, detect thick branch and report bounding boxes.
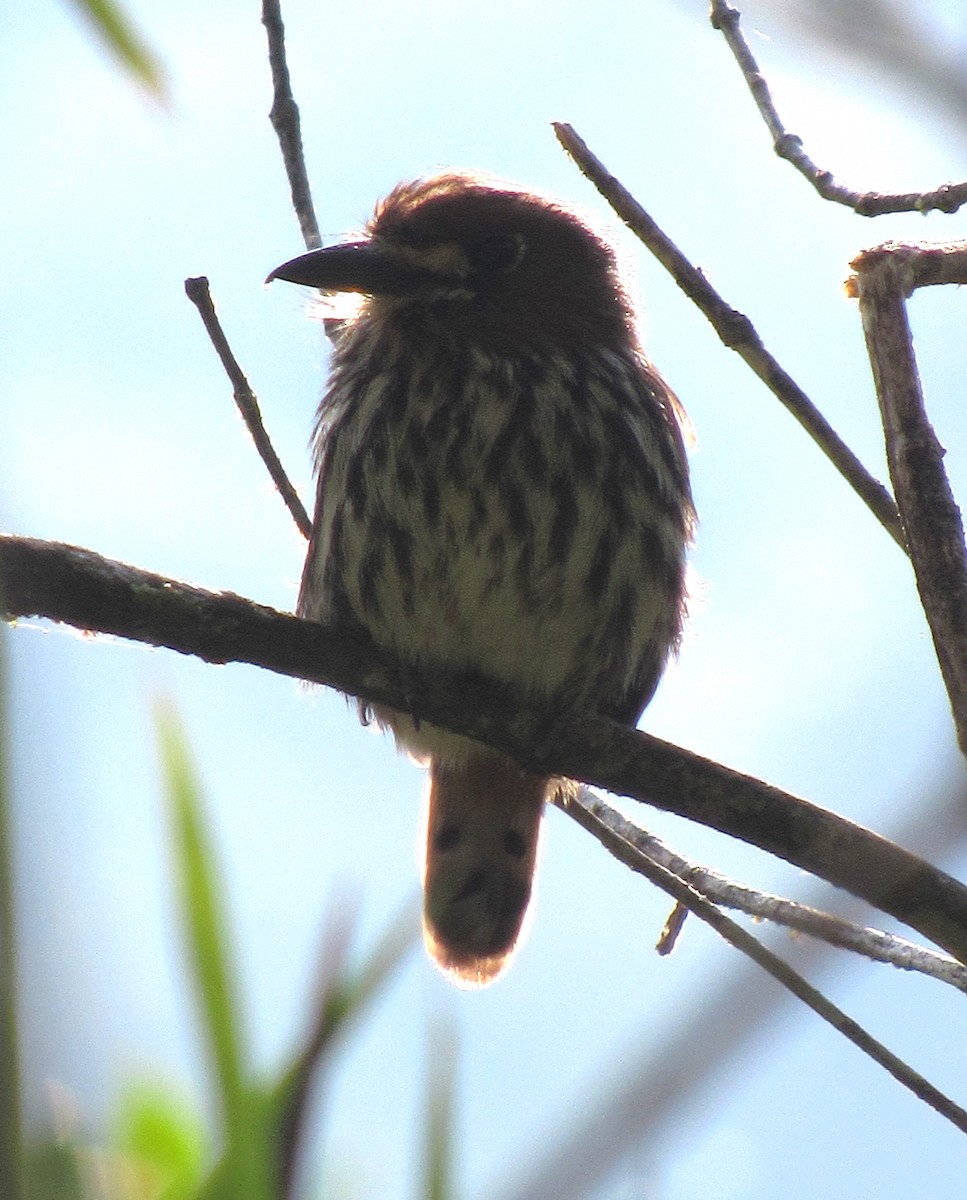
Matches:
[850,243,967,758]
[4,533,967,964]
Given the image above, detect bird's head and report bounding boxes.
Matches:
[268,173,635,354]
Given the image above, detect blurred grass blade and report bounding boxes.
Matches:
[67,0,167,99]
[22,1140,85,1200]
[319,895,420,1046]
[0,626,25,1200]
[423,1019,457,1200]
[283,894,418,1089]
[275,897,420,1196]
[153,703,249,1165]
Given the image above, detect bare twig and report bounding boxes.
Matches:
[185,276,312,540]
[5,532,967,965]
[553,120,906,550]
[708,0,967,217]
[261,0,342,346]
[561,789,967,1138]
[849,242,967,759]
[262,0,320,251]
[500,775,967,1200]
[569,786,967,994]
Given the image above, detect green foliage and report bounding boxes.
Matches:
[153,702,425,1199]
[23,1140,85,1200]
[154,703,261,1197]
[7,687,438,1200]
[113,1082,209,1200]
[66,0,167,98]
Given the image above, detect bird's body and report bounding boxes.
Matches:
[270,174,693,986]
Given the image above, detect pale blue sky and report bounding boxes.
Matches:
[4,2,967,1197]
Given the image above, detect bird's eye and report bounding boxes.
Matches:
[467,233,526,275]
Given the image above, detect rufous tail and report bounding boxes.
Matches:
[421,753,549,988]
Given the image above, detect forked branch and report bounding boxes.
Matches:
[849,241,967,758]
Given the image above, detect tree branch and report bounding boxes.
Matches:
[4,532,967,964]
[261,0,320,252]
[849,242,967,759]
[561,788,967,1138]
[568,786,967,994]
[553,120,906,550]
[185,276,312,540]
[709,0,967,217]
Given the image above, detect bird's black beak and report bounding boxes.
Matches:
[267,241,439,296]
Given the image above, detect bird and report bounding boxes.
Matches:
[268,173,694,987]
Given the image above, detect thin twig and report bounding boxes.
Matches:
[500,779,967,1200]
[553,120,906,551]
[849,242,967,759]
[570,786,967,994]
[261,0,342,346]
[185,276,312,540]
[262,0,320,251]
[561,790,967,1137]
[708,0,967,217]
[6,533,967,966]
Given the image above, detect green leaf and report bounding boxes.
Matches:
[114,1080,208,1200]
[154,703,420,1199]
[67,0,167,99]
[192,1085,277,1200]
[153,702,267,1200]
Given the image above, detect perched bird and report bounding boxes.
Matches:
[269,173,693,987]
